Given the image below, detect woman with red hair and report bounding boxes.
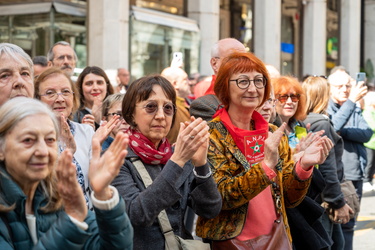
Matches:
[272,76,308,149]
[195,52,333,249]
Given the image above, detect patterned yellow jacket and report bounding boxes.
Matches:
[196,116,312,242]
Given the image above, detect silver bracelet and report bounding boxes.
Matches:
[193,167,212,179]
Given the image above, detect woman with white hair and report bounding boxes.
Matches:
[0,97,133,249]
[0,43,34,106]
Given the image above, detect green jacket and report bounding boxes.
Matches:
[0,167,133,249]
[196,117,312,241]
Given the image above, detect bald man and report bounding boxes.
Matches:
[161,66,191,144]
[190,38,246,121]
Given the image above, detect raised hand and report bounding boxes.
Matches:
[170,117,210,167]
[300,136,333,170]
[82,114,96,130]
[93,115,120,145]
[89,132,129,200]
[91,97,103,125]
[263,123,287,171]
[56,150,87,222]
[293,130,325,162]
[59,113,76,153]
[187,117,210,166]
[349,80,368,103]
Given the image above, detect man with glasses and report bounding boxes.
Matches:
[327,67,371,250]
[47,41,77,76]
[190,38,246,121]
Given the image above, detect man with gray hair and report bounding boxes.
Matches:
[327,67,371,250]
[190,38,246,121]
[47,41,77,76]
[0,43,34,106]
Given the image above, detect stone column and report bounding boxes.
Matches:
[253,0,281,70]
[364,0,375,81]
[340,0,361,77]
[188,0,220,75]
[87,0,129,71]
[302,0,327,76]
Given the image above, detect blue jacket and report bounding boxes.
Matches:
[0,167,133,249]
[327,99,372,181]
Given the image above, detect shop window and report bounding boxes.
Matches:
[0,4,86,67]
[130,0,184,15]
[130,17,199,79]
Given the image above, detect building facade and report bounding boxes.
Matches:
[0,0,372,81]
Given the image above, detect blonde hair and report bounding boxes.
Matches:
[302,76,330,115]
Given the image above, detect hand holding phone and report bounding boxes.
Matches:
[171,52,183,68]
[356,72,366,85]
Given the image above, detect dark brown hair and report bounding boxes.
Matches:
[214,51,271,108]
[122,75,176,128]
[75,66,114,108]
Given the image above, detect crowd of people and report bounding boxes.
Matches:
[0,37,371,250]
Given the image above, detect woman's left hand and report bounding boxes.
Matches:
[93,115,121,145]
[300,135,333,170]
[57,150,87,222]
[89,132,129,200]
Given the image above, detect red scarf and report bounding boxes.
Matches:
[128,128,172,165]
[214,108,269,164]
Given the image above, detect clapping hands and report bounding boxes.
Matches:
[170,117,210,167]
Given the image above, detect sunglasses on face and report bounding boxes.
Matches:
[141,101,176,116]
[276,94,300,104]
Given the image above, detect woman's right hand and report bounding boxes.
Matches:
[170,117,210,167]
[56,150,88,222]
[264,123,287,171]
[334,203,353,224]
[59,114,76,154]
[93,115,120,145]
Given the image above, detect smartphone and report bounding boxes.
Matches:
[171,52,183,67]
[174,52,183,61]
[356,72,366,85]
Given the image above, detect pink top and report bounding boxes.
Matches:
[236,161,312,241]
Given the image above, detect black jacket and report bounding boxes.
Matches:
[304,113,346,209]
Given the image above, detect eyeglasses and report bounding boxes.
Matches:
[40,89,74,99]
[107,112,124,120]
[276,94,300,104]
[140,101,176,116]
[265,98,277,107]
[229,77,266,89]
